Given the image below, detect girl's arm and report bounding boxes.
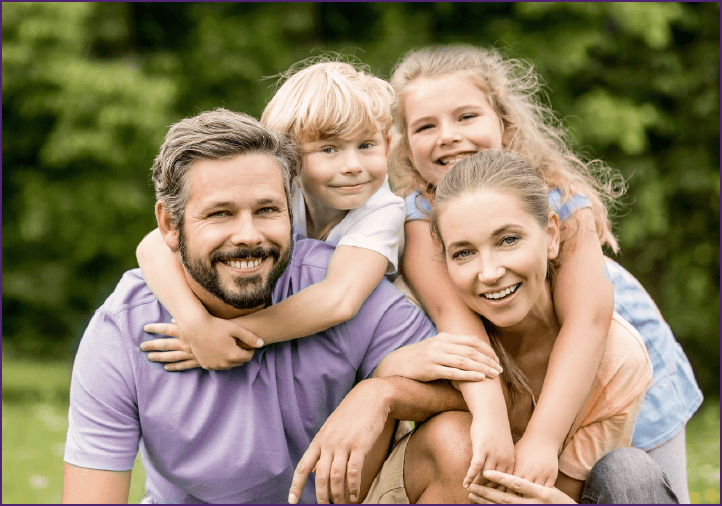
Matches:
[136,229,263,370]
[234,245,388,344]
[401,219,515,485]
[512,208,613,486]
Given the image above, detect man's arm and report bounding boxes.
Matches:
[62,463,131,504]
[288,376,467,504]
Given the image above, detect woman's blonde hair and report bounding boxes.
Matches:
[389,44,625,251]
[429,150,560,409]
[261,55,394,145]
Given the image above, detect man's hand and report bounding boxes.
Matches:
[288,378,392,504]
[468,469,576,504]
[511,433,559,487]
[142,317,258,371]
[376,332,503,382]
[463,411,515,490]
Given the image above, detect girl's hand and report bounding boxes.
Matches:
[468,469,576,504]
[463,414,515,491]
[512,434,559,487]
[379,333,503,382]
[143,317,258,371]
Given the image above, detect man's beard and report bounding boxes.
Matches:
[177,227,293,310]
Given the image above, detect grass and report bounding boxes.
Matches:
[2,358,719,503]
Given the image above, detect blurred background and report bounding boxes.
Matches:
[2,2,719,503]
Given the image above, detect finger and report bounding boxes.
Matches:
[147,351,195,363]
[314,451,334,504]
[346,449,365,503]
[436,365,486,383]
[164,359,201,371]
[443,343,503,375]
[289,445,320,504]
[232,326,265,348]
[226,347,256,366]
[469,483,527,504]
[143,323,181,338]
[464,457,485,488]
[483,470,538,496]
[329,451,349,504]
[443,334,501,364]
[140,337,188,352]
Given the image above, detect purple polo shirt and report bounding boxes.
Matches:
[64,237,434,503]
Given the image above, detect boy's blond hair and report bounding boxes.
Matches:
[261,55,394,145]
[388,45,625,252]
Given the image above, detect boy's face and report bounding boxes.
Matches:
[300,131,388,211]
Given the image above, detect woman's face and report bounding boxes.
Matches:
[403,74,505,187]
[438,189,559,330]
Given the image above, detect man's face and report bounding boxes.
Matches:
[177,153,293,311]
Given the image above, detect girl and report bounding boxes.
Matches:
[386,44,701,501]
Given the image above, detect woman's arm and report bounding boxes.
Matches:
[513,208,613,485]
[402,219,515,485]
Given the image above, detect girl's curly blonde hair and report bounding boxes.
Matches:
[388,44,625,251]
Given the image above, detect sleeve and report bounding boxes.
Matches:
[334,278,436,381]
[335,179,406,274]
[557,317,652,480]
[547,188,592,222]
[405,191,432,222]
[63,309,141,471]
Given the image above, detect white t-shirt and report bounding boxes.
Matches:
[292,177,405,275]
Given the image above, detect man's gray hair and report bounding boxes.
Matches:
[151,108,302,227]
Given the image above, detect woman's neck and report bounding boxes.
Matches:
[302,190,348,242]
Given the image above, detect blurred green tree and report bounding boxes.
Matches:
[2,2,718,394]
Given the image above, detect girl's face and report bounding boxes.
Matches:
[404,74,505,186]
[438,189,559,330]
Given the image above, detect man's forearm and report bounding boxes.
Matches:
[377,376,468,422]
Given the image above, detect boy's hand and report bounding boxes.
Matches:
[386,332,503,383]
[463,411,515,490]
[468,470,576,504]
[512,434,559,487]
[143,316,261,371]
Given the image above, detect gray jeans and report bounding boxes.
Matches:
[581,447,679,504]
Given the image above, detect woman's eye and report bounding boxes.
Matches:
[501,236,519,246]
[451,249,473,260]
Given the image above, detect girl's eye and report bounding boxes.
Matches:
[500,235,519,246]
[460,113,477,121]
[451,249,473,260]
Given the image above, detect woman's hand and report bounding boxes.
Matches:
[142,317,258,371]
[375,332,502,382]
[511,433,559,487]
[468,469,576,504]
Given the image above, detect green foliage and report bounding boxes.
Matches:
[2,3,719,394]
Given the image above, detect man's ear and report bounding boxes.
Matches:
[155,202,180,251]
[547,212,561,260]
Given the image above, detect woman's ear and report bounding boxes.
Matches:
[547,212,561,260]
[156,202,180,251]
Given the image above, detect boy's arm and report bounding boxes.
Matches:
[235,245,388,344]
[62,464,131,504]
[136,229,262,370]
[514,208,613,485]
[402,220,515,483]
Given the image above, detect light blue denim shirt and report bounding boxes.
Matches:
[405,188,703,449]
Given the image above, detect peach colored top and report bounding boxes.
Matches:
[558,312,652,481]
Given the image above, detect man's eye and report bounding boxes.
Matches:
[256,207,277,215]
[209,210,230,218]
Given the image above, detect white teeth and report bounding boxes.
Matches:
[483,283,520,300]
[226,258,262,269]
[437,153,474,166]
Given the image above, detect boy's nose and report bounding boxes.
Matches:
[340,152,363,174]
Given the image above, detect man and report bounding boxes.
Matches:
[61,109,467,504]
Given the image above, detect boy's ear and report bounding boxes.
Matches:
[385,132,392,158]
[156,201,180,250]
[547,212,561,260]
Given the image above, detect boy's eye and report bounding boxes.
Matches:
[415,124,433,133]
[321,146,337,154]
[359,142,373,150]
